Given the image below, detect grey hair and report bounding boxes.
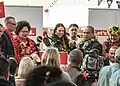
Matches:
[4,16,15,23]
[69,49,83,60]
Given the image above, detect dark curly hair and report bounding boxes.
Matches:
[15,21,31,35]
[37,36,42,42]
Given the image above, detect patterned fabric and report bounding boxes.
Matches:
[19,37,37,57]
[51,35,69,51]
[82,54,104,71]
[5,31,21,63]
[43,35,69,52]
[78,37,103,56]
[107,25,120,35]
[102,40,120,57]
[3,31,37,63]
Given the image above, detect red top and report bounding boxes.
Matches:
[5,31,37,63]
[5,31,21,63]
[18,37,37,58]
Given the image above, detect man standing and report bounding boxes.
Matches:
[64,49,87,86]
[68,24,81,52]
[78,26,103,56]
[102,25,120,57]
[0,29,4,56]
[98,47,120,86]
[2,16,17,59]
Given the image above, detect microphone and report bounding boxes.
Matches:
[43,30,48,37]
[43,30,51,46]
[37,36,42,43]
[43,30,56,42]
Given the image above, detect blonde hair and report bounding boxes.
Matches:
[30,53,41,62]
[18,56,35,78]
[41,47,60,67]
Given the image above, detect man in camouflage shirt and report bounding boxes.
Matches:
[78,26,103,86]
[78,26,103,56]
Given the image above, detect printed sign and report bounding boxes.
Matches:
[0,2,5,18]
[29,28,36,36]
[94,30,108,36]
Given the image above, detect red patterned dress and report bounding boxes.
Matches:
[4,31,37,63]
[18,36,37,58]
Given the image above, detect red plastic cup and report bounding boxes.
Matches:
[59,52,68,65]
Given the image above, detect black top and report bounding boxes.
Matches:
[0,74,12,86]
[43,35,69,52]
[1,33,14,59]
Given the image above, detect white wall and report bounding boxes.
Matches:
[48,5,88,27]
[3,0,120,43]
[3,0,96,6]
[3,0,119,8]
[0,6,43,42]
[3,0,120,28]
[4,0,51,6]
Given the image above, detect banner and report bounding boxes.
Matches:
[0,1,5,18]
[95,30,108,36]
[29,28,36,36]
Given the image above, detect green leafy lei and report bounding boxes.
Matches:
[79,37,97,50]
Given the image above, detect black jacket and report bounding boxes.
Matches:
[0,74,12,86]
[43,35,69,51]
[2,33,14,59]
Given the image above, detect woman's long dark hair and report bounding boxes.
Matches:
[53,23,68,47]
[53,23,67,38]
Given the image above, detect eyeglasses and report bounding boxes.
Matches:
[8,22,16,25]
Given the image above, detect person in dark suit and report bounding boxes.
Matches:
[2,16,17,59]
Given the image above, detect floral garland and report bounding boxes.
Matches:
[79,37,97,50]
[107,25,120,35]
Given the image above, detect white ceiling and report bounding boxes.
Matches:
[4,0,97,7]
[3,0,120,8]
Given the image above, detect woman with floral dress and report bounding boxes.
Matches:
[15,21,37,61]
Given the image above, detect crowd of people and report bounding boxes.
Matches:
[0,16,120,86]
